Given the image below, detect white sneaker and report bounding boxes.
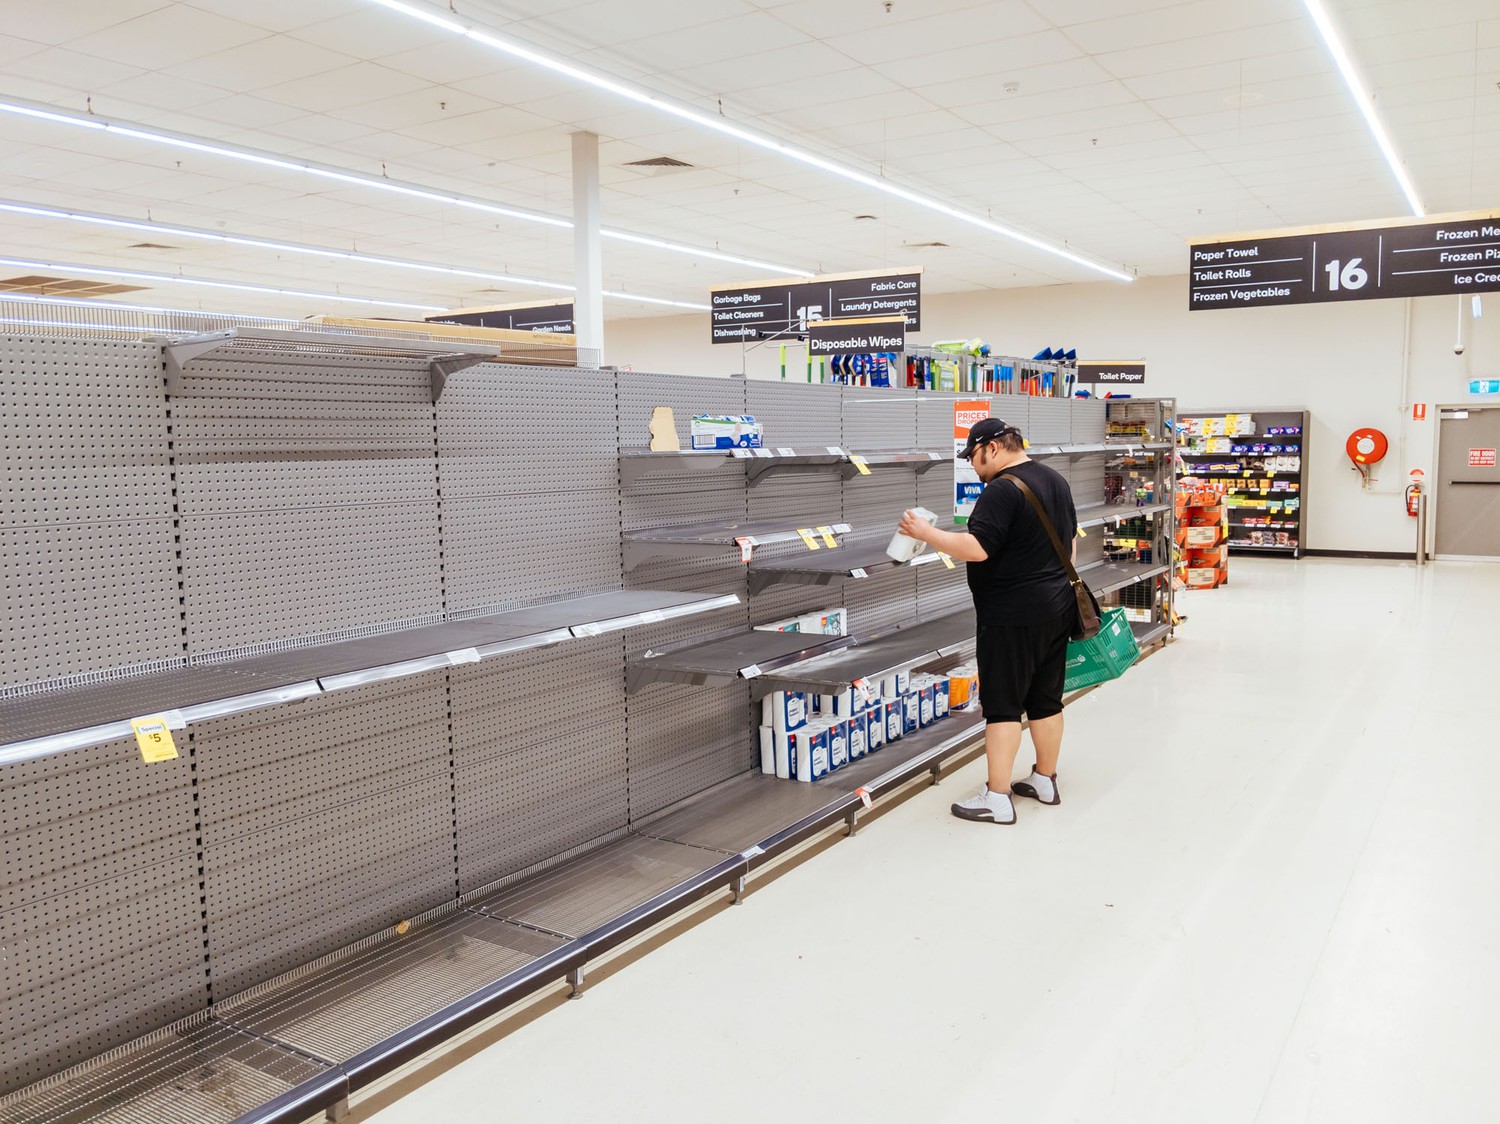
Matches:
[950,783,1016,825]
[1011,770,1060,806]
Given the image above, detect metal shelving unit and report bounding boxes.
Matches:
[1099,398,1178,639]
[1178,408,1308,558]
[0,325,1178,1124]
[0,589,741,766]
[625,628,855,693]
[622,518,852,569]
[752,610,974,695]
[746,528,962,593]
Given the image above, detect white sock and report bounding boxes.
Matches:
[1025,771,1056,801]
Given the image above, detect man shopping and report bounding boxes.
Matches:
[896,417,1079,825]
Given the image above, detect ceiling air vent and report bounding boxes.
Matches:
[624,155,694,168]
[0,274,148,296]
[905,241,950,249]
[128,242,179,250]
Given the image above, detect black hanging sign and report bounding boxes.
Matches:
[428,300,575,334]
[1078,360,1145,385]
[1189,210,1500,311]
[710,267,921,343]
[805,316,907,356]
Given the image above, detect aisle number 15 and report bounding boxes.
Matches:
[1322,256,1369,292]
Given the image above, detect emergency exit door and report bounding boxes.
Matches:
[1435,406,1500,559]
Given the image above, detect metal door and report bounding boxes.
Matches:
[1435,406,1500,558]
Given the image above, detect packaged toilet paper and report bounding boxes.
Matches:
[888,506,939,561]
[885,700,903,742]
[847,711,868,760]
[866,706,885,751]
[901,693,920,736]
[827,718,849,770]
[761,690,809,734]
[795,725,831,783]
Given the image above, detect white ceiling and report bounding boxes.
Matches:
[0,0,1494,322]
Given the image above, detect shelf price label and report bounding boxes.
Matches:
[849,455,871,475]
[796,528,820,550]
[850,567,869,579]
[939,553,955,568]
[816,525,838,548]
[735,536,754,563]
[131,716,179,762]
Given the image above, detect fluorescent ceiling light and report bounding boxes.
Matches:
[0,255,447,311]
[364,0,1134,283]
[0,98,812,278]
[0,200,710,309]
[1300,0,1424,217]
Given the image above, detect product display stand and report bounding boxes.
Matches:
[1177,409,1308,557]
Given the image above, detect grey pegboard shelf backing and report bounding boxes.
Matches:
[0,736,205,1096]
[2,335,183,689]
[0,327,1144,1113]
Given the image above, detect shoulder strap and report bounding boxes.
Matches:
[1003,474,1082,582]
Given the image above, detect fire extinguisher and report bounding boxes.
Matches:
[1405,469,1424,517]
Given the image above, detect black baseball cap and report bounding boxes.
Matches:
[959,417,1022,460]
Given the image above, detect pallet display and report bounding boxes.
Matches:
[0,307,1173,1124]
[1177,409,1309,558]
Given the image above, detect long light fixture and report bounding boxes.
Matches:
[0,201,710,310]
[0,255,447,311]
[363,0,1134,283]
[0,97,813,278]
[1300,0,1424,217]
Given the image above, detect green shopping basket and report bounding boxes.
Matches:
[1063,608,1140,692]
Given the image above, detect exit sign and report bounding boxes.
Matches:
[1469,379,1500,395]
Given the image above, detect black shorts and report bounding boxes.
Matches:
[976,612,1074,724]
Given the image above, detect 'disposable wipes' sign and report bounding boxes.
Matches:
[1188,210,1500,311]
[805,316,906,356]
[710,267,921,343]
[1078,360,1145,385]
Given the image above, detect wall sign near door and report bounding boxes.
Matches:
[1078,360,1145,385]
[1470,449,1497,468]
[1187,209,1500,310]
[1470,380,1500,396]
[709,267,921,343]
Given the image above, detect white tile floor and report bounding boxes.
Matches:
[363,558,1500,1124]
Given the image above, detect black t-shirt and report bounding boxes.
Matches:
[965,460,1077,625]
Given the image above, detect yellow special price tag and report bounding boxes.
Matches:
[850,455,871,476]
[131,716,179,762]
[796,528,820,550]
[939,552,955,569]
[816,525,838,548]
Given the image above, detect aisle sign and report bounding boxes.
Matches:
[1470,448,1496,468]
[1188,209,1500,310]
[1078,360,1145,385]
[953,400,990,524]
[805,316,906,356]
[428,299,575,334]
[710,267,921,343]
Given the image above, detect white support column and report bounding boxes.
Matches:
[571,130,604,360]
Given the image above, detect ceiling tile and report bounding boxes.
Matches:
[0,0,172,47]
[68,4,268,69]
[822,2,1052,64]
[171,35,362,93]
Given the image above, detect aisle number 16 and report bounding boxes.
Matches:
[1322,257,1369,292]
